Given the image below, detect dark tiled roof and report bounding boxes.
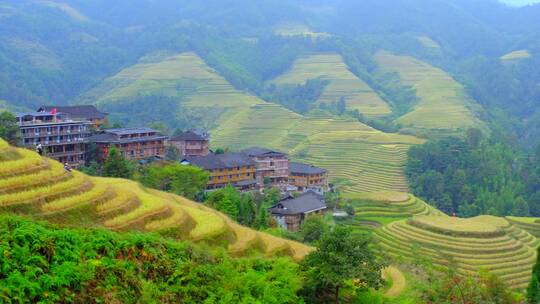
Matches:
[290,162,327,175]
[170,131,207,141]
[39,105,107,120]
[269,191,327,215]
[89,129,168,144]
[242,147,287,157]
[105,128,160,136]
[185,153,255,170]
[88,133,117,143]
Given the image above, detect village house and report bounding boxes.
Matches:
[90,128,167,161]
[16,111,91,167]
[38,105,108,130]
[241,147,289,188]
[268,191,328,232]
[289,162,329,194]
[182,153,257,191]
[169,130,210,157]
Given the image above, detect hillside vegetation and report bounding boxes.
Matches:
[0,139,312,260]
[375,51,483,137]
[271,53,392,118]
[0,215,303,303]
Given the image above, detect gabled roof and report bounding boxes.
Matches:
[289,162,327,175]
[170,130,208,141]
[38,105,107,120]
[268,191,327,215]
[184,153,255,170]
[242,147,287,157]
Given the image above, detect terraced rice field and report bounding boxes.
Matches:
[501,50,532,61]
[82,52,262,110]
[507,216,540,237]
[416,36,440,49]
[374,51,483,136]
[0,140,312,260]
[82,51,425,194]
[213,112,424,193]
[271,53,392,118]
[337,192,443,235]
[274,23,331,39]
[375,215,538,289]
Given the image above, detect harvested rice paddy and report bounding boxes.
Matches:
[0,139,312,260]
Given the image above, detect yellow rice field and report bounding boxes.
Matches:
[0,139,313,260]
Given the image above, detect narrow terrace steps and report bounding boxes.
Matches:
[0,149,49,178]
[375,216,536,290]
[0,161,70,194]
[0,172,90,213]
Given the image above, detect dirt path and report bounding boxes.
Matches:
[382,266,406,297]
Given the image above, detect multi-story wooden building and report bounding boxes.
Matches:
[38,105,108,129]
[169,130,210,157]
[241,147,289,187]
[183,153,257,190]
[268,191,328,232]
[90,128,167,161]
[16,111,91,167]
[289,162,329,194]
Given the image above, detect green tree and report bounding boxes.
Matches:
[513,196,530,216]
[139,163,209,200]
[300,215,329,244]
[337,97,346,115]
[102,146,134,178]
[301,226,385,303]
[0,111,20,145]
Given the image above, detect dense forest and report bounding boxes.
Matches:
[407,129,540,217]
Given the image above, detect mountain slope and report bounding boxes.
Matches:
[84,52,424,193]
[271,53,392,118]
[0,139,312,260]
[375,51,484,136]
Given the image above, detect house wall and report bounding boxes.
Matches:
[253,155,289,185]
[97,140,165,161]
[170,139,209,157]
[207,165,256,189]
[290,172,328,190]
[19,123,90,167]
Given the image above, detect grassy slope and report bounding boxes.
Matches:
[271,53,392,118]
[0,140,312,260]
[375,51,483,136]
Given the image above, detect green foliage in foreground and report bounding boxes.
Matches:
[301,226,386,303]
[0,216,303,303]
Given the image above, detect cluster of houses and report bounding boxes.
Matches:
[15,105,330,231]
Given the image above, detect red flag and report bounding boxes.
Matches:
[51,108,57,115]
